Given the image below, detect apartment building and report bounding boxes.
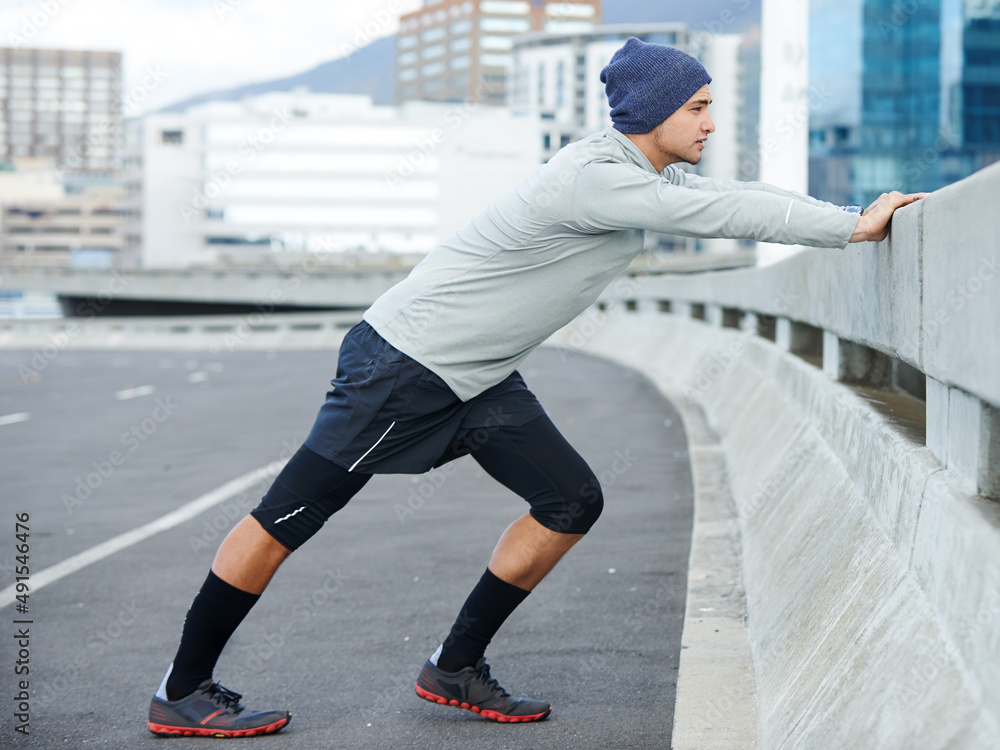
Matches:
[395,0,600,105]
[0,47,122,174]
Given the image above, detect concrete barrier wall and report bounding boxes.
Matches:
[0,311,360,357]
[550,310,1000,749]
[548,163,1000,749]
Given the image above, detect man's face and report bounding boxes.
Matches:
[650,85,715,167]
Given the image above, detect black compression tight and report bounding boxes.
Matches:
[251,414,603,551]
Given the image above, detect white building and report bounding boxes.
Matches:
[511,25,748,254]
[140,91,542,268]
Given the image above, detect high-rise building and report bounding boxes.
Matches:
[140,91,541,268]
[808,0,1000,205]
[395,0,601,106]
[0,48,122,174]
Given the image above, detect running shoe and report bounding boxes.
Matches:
[415,657,551,723]
[148,679,291,738]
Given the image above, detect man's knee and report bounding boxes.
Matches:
[249,445,370,552]
[532,474,604,535]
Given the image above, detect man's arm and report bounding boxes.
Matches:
[573,161,859,248]
[661,167,841,210]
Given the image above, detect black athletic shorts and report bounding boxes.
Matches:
[302,321,546,474]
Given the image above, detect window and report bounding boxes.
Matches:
[479,0,531,15]
[556,59,565,106]
[481,0,530,13]
[480,17,530,32]
[480,36,513,51]
[421,61,446,77]
[398,51,418,66]
[480,53,510,68]
[545,3,596,17]
[544,20,594,33]
[398,34,418,48]
[450,56,471,70]
[450,37,471,52]
[421,26,446,42]
[449,18,472,34]
[422,44,446,59]
[161,129,183,144]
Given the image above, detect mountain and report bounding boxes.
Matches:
[157,35,396,113]
[156,1,762,113]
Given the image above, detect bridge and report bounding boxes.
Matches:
[0,251,753,316]
[1,162,998,748]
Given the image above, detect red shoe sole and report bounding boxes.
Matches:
[148,714,290,737]
[414,684,551,723]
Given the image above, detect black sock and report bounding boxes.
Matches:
[164,570,260,701]
[436,568,530,673]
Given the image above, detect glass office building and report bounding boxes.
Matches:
[808,0,1000,205]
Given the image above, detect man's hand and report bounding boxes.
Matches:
[849,191,929,243]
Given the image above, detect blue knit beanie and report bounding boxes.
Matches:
[600,37,712,134]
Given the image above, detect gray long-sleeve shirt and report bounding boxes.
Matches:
[364,128,859,401]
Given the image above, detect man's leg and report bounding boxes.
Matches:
[149,446,370,737]
[212,515,292,594]
[487,513,584,590]
[160,517,292,703]
[415,414,602,722]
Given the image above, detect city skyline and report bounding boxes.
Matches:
[0,0,421,114]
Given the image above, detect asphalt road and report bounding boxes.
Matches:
[0,345,693,749]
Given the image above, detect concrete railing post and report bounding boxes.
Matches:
[707,303,724,327]
[927,378,1000,497]
[822,331,892,387]
[776,317,822,357]
[673,300,693,319]
[637,298,658,315]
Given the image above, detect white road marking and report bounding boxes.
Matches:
[0,412,30,426]
[188,372,208,383]
[0,459,288,609]
[115,384,155,400]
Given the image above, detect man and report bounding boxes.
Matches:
[147,38,925,737]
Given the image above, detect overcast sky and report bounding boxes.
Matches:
[1,0,422,113]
